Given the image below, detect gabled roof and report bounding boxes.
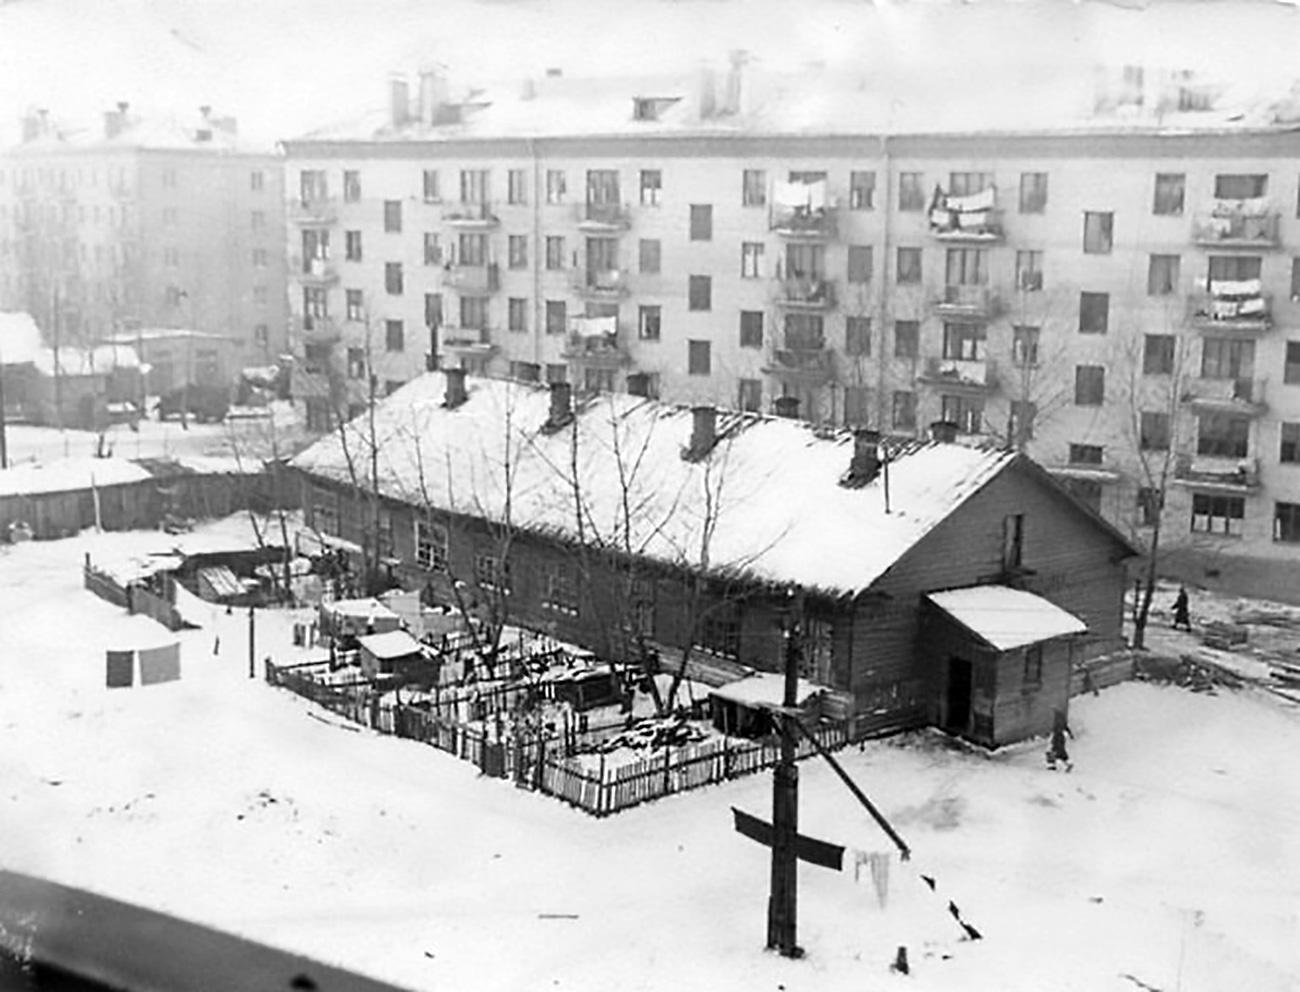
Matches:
[291,372,1032,599]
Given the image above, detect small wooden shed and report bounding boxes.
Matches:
[708,673,828,739]
[357,629,430,680]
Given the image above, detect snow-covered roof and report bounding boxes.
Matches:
[0,313,44,365]
[0,457,154,498]
[358,630,424,661]
[709,673,826,709]
[926,585,1088,652]
[324,598,399,622]
[291,372,1023,598]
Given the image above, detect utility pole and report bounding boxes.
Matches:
[767,612,803,958]
[247,604,256,679]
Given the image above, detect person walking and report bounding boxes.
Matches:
[1046,707,1073,772]
[1172,586,1192,632]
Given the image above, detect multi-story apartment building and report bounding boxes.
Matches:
[281,64,1300,595]
[0,103,288,373]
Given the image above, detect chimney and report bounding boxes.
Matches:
[685,405,717,459]
[723,49,748,115]
[547,381,573,428]
[545,67,563,78]
[626,371,649,397]
[199,104,211,119]
[516,362,540,383]
[418,66,447,126]
[844,428,882,487]
[389,74,410,128]
[773,395,800,419]
[697,63,717,119]
[930,420,959,443]
[443,366,467,408]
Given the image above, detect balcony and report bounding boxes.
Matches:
[917,356,998,393]
[1192,203,1280,249]
[440,263,500,293]
[762,344,835,385]
[574,202,631,232]
[562,318,630,368]
[442,202,499,229]
[1181,376,1268,417]
[773,277,837,310]
[299,315,340,344]
[441,327,497,361]
[928,188,1004,243]
[1173,454,1261,494]
[569,269,629,299]
[1187,288,1271,335]
[288,197,338,226]
[769,180,837,239]
[295,258,339,286]
[932,284,999,320]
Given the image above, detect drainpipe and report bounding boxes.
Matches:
[876,133,893,430]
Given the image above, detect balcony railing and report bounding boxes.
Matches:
[918,356,998,392]
[569,269,628,297]
[440,263,500,293]
[562,322,629,367]
[1181,376,1268,415]
[932,284,999,319]
[295,258,339,285]
[299,315,340,343]
[1173,454,1261,493]
[288,197,338,226]
[442,202,499,228]
[774,277,837,310]
[928,188,1004,242]
[574,202,631,231]
[1192,203,1280,248]
[762,345,834,383]
[1187,289,1271,334]
[441,327,497,357]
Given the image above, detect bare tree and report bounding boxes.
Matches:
[998,286,1083,451]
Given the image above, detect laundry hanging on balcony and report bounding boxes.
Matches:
[773,180,827,211]
[1203,277,1266,322]
[929,185,998,236]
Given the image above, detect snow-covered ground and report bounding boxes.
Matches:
[2,518,1299,992]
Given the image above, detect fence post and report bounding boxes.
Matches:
[662,742,671,796]
[598,750,607,816]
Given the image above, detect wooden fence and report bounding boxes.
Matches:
[265,659,854,817]
[83,557,188,631]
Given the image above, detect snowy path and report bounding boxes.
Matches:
[2,524,1299,991]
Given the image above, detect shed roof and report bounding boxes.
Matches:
[358,630,424,661]
[926,585,1087,652]
[709,673,826,709]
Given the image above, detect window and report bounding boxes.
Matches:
[545,170,566,204]
[1016,250,1043,292]
[346,289,364,321]
[584,367,616,394]
[894,320,919,359]
[1292,258,1300,300]
[1079,292,1109,334]
[385,319,404,352]
[1201,337,1254,380]
[1069,444,1104,465]
[346,347,366,380]
[1214,174,1267,199]
[1023,643,1043,687]
[849,171,875,210]
[844,386,870,425]
[425,293,443,329]
[896,247,922,285]
[688,339,711,375]
[508,297,527,332]
[783,313,824,349]
[638,305,661,341]
[640,170,661,206]
[845,317,871,357]
[1002,513,1025,570]
[254,324,269,349]
[415,519,449,571]
[345,230,362,262]
[898,173,924,211]
[475,554,513,594]
[1153,173,1185,215]
[1142,334,1175,375]
[460,169,489,204]
[250,170,264,192]
[1012,325,1040,366]
[422,169,440,203]
[1196,413,1250,458]
[459,296,488,331]
[742,169,766,207]
[1140,411,1170,451]
[1281,422,1300,463]
[508,235,528,269]
[1276,503,1300,543]
[1285,341,1300,384]
[1083,211,1113,254]
[385,262,403,295]
[1019,172,1048,213]
[941,395,983,433]
[1137,487,1163,527]
[423,232,442,266]
[1192,493,1245,536]
[847,245,873,284]
[1075,365,1105,406]
[545,300,566,335]
[454,233,484,267]
[383,200,402,233]
[948,172,992,197]
[688,275,711,311]
[690,204,712,241]
[943,323,984,360]
[639,239,661,274]
[303,286,327,319]
[740,310,763,348]
[1208,255,1261,283]
[507,168,527,205]
[252,247,267,268]
[546,364,567,384]
[695,596,740,658]
[741,242,764,279]
[738,378,762,413]
[1147,254,1180,296]
[340,170,360,202]
[892,390,917,430]
[945,248,987,286]
[1009,400,1036,445]
[545,236,566,270]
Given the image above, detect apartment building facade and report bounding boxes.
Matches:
[281,71,1300,594]
[0,105,288,369]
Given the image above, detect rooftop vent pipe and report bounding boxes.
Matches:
[773,395,800,419]
[684,405,717,460]
[930,420,959,444]
[842,428,882,487]
[443,366,467,408]
[546,381,573,429]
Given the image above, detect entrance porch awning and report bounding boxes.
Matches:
[926,585,1087,651]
